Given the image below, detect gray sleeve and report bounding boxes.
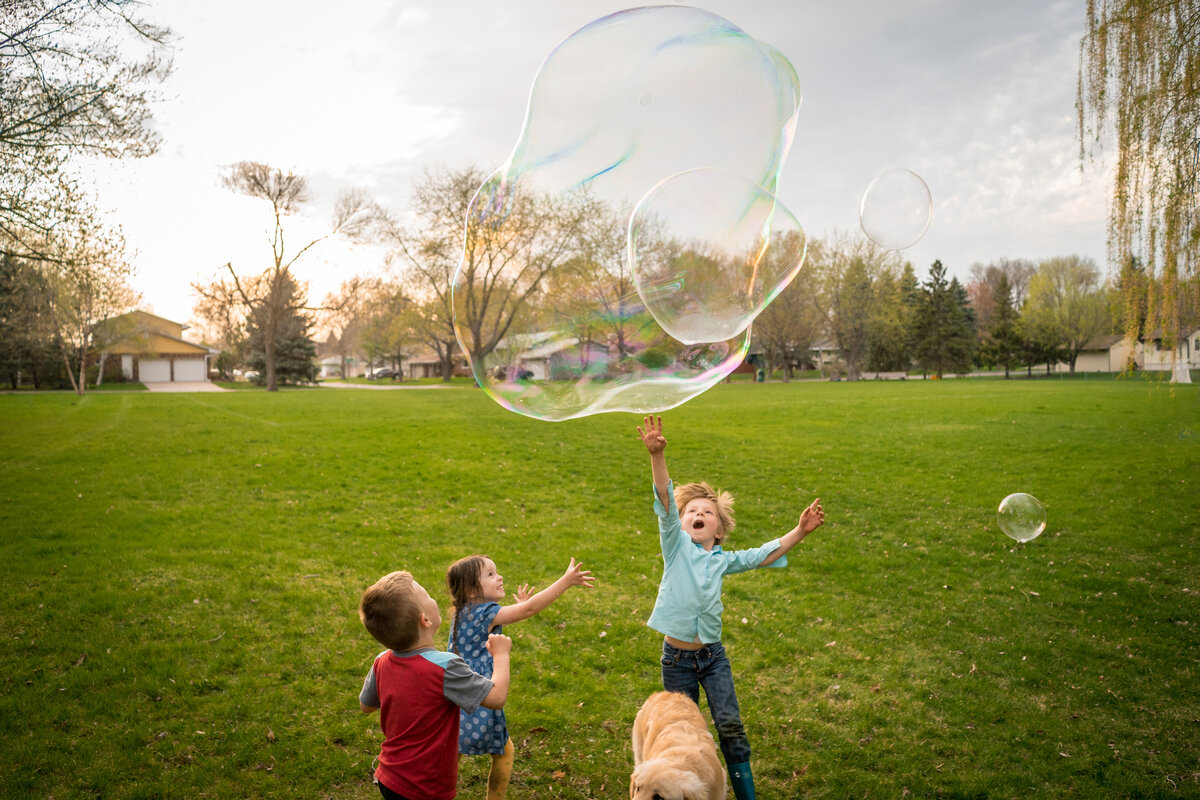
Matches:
[359,661,380,708]
[441,654,494,714]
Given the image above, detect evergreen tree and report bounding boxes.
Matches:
[0,253,66,388]
[981,273,1023,378]
[914,261,975,378]
[246,273,316,385]
[1016,315,1066,377]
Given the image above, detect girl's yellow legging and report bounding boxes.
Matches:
[486,739,514,800]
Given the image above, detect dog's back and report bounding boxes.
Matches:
[631,692,725,800]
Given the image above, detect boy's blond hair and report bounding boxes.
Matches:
[359,570,421,651]
[674,481,736,543]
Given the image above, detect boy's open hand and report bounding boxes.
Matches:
[562,557,596,589]
[799,497,825,537]
[638,415,667,454]
[486,633,512,657]
[513,584,532,603]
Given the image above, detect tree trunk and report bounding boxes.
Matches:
[1171,345,1193,384]
[95,352,106,386]
[264,315,278,391]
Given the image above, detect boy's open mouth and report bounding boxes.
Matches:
[692,520,704,530]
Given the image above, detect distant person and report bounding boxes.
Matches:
[635,415,825,800]
[358,570,511,800]
[445,555,594,800]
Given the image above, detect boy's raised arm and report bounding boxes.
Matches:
[638,415,670,506]
[760,497,825,566]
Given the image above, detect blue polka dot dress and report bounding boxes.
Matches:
[450,601,508,755]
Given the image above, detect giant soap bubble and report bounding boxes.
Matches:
[859,167,932,250]
[453,6,804,420]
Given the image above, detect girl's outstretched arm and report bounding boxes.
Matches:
[491,558,595,628]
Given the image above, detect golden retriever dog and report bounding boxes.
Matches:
[630,691,726,800]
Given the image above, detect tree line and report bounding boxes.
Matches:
[4,1,1195,392]
[188,165,1129,388]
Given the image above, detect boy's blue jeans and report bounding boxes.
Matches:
[660,640,751,766]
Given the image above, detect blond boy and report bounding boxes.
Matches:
[637,415,824,800]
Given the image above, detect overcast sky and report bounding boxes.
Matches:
[87,0,1110,324]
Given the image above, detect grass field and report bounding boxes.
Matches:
[1,377,1197,799]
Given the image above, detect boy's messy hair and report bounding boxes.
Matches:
[674,482,736,542]
[446,555,487,655]
[359,571,421,651]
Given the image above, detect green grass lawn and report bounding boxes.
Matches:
[1,377,1197,799]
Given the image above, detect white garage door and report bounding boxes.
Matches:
[173,359,206,381]
[139,359,170,382]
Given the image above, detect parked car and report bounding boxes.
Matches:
[369,368,400,380]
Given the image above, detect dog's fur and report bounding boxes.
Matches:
[630,691,726,800]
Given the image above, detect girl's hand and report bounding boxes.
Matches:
[637,415,667,455]
[486,633,512,657]
[799,498,825,536]
[513,584,532,603]
[563,557,596,589]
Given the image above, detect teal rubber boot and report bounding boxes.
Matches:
[727,762,756,800]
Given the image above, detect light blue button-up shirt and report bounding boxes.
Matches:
[647,481,787,643]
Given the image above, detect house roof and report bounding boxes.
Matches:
[1081,334,1125,351]
[100,310,215,355]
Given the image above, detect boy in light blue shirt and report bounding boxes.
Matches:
[637,415,825,800]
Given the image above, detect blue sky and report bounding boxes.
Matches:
[89,0,1109,323]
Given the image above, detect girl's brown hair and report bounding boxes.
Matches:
[445,555,487,654]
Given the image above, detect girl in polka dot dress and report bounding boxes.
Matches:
[446,554,594,800]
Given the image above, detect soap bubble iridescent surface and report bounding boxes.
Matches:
[859,167,932,250]
[630,168,807,345]
[452,6,803,420]
[996,492,1046,543]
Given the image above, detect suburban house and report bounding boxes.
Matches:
[1066,334,1138,373]
[98,310,217,383]
[405,349,471,379]
[1139,327,1200,373]
[1051,328,1199,374]
[316,335,369,379]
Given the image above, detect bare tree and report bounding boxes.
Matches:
[1,0,171,261]
[809,233,903,380]
[320,279,368,378]
[201,161,381,391]
[38,216,140,394]
[381,166,590,376]
[750,232,822,380]
[535,199,643,363]
[190,276,248,378]
[966,257,1037,336]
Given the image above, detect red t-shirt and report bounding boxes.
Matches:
[362,648,492,800]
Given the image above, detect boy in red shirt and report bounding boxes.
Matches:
[359,570,512,800]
